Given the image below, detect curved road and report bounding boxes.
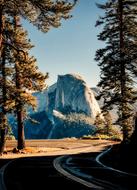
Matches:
[59,152,137,190]
[0,140,137,190]
[3,156,90,190]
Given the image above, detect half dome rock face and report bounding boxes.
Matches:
[47,73,101,118]
[45,83,57,120]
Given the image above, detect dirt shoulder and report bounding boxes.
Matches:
[0,139,117,159]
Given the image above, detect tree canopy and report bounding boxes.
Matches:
[95,0,137,142]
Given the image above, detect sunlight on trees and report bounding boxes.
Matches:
[0,0,77,153]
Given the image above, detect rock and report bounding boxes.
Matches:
[12,148,19,153]
[46,74,101,119]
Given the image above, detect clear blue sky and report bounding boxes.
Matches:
[23,0,105,87]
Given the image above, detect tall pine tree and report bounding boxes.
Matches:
[0,0,77,152]
[95,0,137,142]
[0,16,15,153]
[11,16,48,150]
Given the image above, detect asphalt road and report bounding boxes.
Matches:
[3,152,137,190]
[1,139,135,190]
[4,156,90,190]
[61,152,137,190]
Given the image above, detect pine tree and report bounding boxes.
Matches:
[0,0,77,151]
[0,16,15,153]
[104,111,113,135]
[95,0,137,143]
[94,113,105,134]
[10,16,48,150]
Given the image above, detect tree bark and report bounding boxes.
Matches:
[0,10,7,153]
[0,6,3,55]
[0,18,7,154]
[15,59,25,150]
[0,48,7,154]
[17,107,25,149]
[0,123,6,154]
[0,128,6,154]
[130,117,137,145]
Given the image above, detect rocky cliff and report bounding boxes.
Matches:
[46,74,101,119]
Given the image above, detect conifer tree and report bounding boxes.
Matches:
[0,0,77,151]
[11,16,48,150]
[94,113,105,134]
[0,16,15,153]
[104,111,113,135]
[95,0,137,142]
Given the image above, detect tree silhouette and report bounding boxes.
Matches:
[95,0,137,143]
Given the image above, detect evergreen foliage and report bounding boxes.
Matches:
[0,0,77,152]
[11,16,48,149]
[94,113,105,134]
[0,0,77,32]
[94,112,122,140]
[95,0,137,142]
[104,111,113,135]
[0,16,15,153]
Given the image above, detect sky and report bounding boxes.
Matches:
[23,0,105,88]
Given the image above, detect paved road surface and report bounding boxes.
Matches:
[4,156,90,190]
[1,140,133,190]
[61,152,137,190]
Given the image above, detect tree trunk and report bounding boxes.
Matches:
[17,108,25,150]
[1,50,7,154]
[14,16,25,150]
[0,9,4,154]
[0,6,3,55]
[118,0,129,142]
[15,62,25,150]
[0,128,6,154]
[1,37,7,154]
[130,117,137,145]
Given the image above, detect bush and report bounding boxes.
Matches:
[81,133,122,141]
[6,135,15,140]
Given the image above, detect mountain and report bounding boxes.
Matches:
[24,111,52,139]
[46,74,101,119]
[45,74,101,138]
[9,73,101,139]
[47,110,96,139]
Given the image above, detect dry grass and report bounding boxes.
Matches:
[1,138,118,159]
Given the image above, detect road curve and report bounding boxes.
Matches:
[59,151,137,190]
[54,156,103,190]
[1,156,91,190]
[1,140,136,190]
